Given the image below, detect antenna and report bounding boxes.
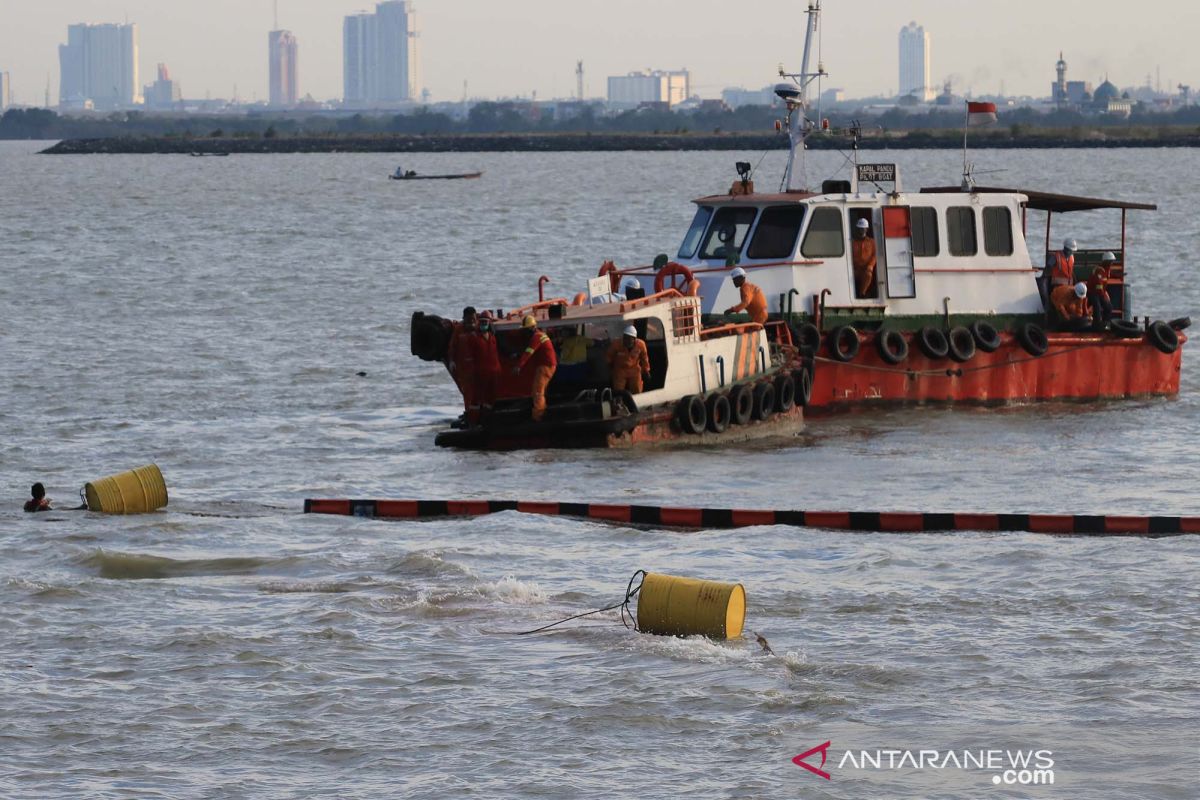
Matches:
[576,60,584,102]
[776,1,826,192]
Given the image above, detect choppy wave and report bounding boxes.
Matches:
[79,550,302,580]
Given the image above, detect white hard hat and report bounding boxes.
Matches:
[855,218,870,229]
[623,325,637,337]
[627,278,641,289]
[1074,282,1087,298]
[730,267,747,279]
[1063,238,1078,252]
[1101,251,1116,263]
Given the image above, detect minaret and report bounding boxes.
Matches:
[1054,52,1067,106]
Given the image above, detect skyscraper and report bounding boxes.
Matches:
[268,29,299,107]
[59,22,140,109]
[342,1,419,108]
[0,72,10,111]
[898,22,932,102]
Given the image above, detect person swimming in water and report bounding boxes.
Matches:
[24,483,51,512]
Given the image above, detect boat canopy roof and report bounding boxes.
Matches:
[692,191,817,205]
[920,185,1157,213]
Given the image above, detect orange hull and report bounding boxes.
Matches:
[807,332,1184,410]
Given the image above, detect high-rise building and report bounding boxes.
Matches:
[143,63,181,109]
[0,72,10,111]
[342,1,418,107]
[898,22,932,102]
[607,70,690,110]
[268,29,299,107]
[59,22,140,109]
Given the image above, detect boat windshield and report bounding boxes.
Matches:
[677,206,713,259]
[699,207,758,260]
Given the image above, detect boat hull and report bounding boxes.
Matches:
[807,331,1184,410]
[435,402,804,450]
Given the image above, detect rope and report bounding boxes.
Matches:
[511,570,646,636]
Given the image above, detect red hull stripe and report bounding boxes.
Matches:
[302,500,1199,536]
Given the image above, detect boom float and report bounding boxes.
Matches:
[303,499,1200,537]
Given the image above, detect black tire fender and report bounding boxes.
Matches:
[876,329,909,365]
[970,320,1002,352]
[774,374,796,412]
[705,393,731,433]
[917,326,950,360]
[1016,322,1049,356]
[1148,320,1180,354]
[1109,318,1142,338]
[728,383,753,425]
[791,322,821,351]
[751,382,776,421]
[827,325,860,362]
[678,394,707,434]
[947,326,977,363]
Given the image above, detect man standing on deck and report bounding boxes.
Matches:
[514,315,557,422]
[851,218,877,298]
[447,307,479,423]
[724,267,768,325]
[1088,251,1116,326]
[606,325,652,394]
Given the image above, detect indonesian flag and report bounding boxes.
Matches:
[967,101,998,126]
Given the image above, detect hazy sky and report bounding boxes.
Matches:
[2,1,1197,105]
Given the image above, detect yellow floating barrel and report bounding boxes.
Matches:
[636,572,745,640]
[84,464,168,514]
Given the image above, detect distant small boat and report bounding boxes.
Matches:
[389,170,482,181]
[190,151,231,157]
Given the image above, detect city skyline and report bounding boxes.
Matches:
[1,1,1197,106]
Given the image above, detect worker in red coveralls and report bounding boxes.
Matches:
[469,315,501,422]
[850,218,877,298]
[1051,282,1090,327]
[513,315,557,422]
[447,307,479,422]
[1088,251,1116,326]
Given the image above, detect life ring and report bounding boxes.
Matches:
[678,395,707,434]
[598,260,620,293]
[947,326,976,363]
[1148,320,1180,354]
[827,325,860,362]
[1016,322,1049,356]
[728,383,753,425]
[789,322,821,351]
[774,373,796,412]
[571,292,588,306]
[706,393,731,433]
[1109,319,1142,338]
[654,262,694,294]
[875,329,908,365]
[751,382,776,420]
[971,320,1002,352]
[917,326,950,360]
[794,366,814,407]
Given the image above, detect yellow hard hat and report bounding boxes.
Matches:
[522,315,537,328]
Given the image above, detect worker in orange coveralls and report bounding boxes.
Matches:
[468,315,502,422]
[606,325,651,394]
[447,306,479,422]
[1051,282,1090,327]
[724,267,768,325]
[851,217,877,298]
[514,315,557,421]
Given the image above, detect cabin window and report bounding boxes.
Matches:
[910,206,939,257]
[677,206,713,259]
[799,207,845,258]
[946,207,977,256]
[746,206,806,259]
[982,206,1014,256]
[699,207,757,260]
[671,303,699,340]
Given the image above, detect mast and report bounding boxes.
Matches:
[778,1,825,192]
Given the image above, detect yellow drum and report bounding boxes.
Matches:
[636,572,745,640]
[84,464,168,514]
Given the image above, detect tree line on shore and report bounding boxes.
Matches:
[4,103,1199,142]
